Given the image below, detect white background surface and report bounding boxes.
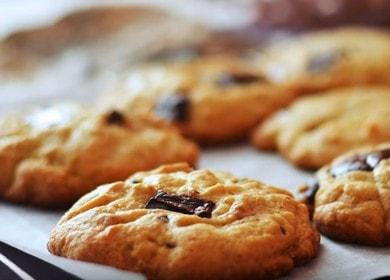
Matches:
[0,2,389,280]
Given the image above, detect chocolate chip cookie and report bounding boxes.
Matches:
[252,87,390,168]
[307,144,390,245]
[101,54,294,143]
[0,104,198,207]
[47,163,319,280]
[258,27,390,95]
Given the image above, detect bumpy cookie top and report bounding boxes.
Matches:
[253,87,390,168]
[0,104,198,207]
[314,143,390,245]
[48,163,319,280]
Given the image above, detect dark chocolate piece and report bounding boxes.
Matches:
[130,179,141,184]
[106,110,125,125]
[366,148,390,169]
[216,72,264,87]
[164,242,176,249]
[304,179,320,204]
[307,50,344,74]
[331,155,371,177]
[146,191,215,218]
[155,94,190,123]
[331,148,390,177]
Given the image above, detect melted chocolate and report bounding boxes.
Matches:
[366,148,390,169]
[146,191,215,218]
[304,179,320,204]
[217,72,264,87]
[331,148,390,177]
[106,110,125,125]
[155,94,190,123]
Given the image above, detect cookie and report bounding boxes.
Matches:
[47,163,319,280]
[101,54,294,143]
[306,144,390,245]
[0,7,207,78]
[0,104,198,207]
[252,87,390,169]
[257,27,390,95]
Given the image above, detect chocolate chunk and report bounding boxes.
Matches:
[366,148,390,169]
[217,72,264,87]
[146,191,215,218]
[331,148,390,177]
[307,50,343,74]
[106,110,125,125]
[130,179,141,184]
[331,155,372,177]
[155,94,190,123]
[298,179,319,219]
[164,242,176,249]
[304,179,320,205]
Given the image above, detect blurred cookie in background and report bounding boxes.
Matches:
[252,87,390,169]
[0,6,209,79]
[0,5,210,116]
[256,0,390,29]
[254,26,390,95]
[100,54,295,144]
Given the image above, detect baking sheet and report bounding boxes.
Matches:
[0,145,389,280]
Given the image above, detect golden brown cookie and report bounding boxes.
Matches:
[308,144,390,245]
[257,26,390,95]
[0,104,198,207]
[252,87,390,169]
[101,54,295,144]
[48,163,319,280]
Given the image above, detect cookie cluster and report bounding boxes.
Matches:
[1,25,389,279]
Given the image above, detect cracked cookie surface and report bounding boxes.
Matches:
[0,105,198,207]
[48,163,319,280]
[252,87,390,168]
[312,144,390,245]
[101,54,294,143]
